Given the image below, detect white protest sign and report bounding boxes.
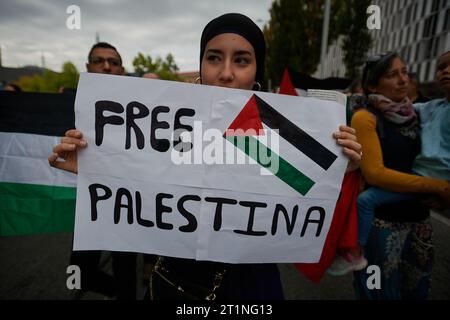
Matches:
[73,73,347,263]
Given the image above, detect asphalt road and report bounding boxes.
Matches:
[1,213,449,300]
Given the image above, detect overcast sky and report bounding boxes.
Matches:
[0,0,273,73]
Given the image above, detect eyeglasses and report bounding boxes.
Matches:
[365,52,396,66]
[88,56,121,67]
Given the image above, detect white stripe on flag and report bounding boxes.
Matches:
[0,132,76,187]
[295,88,307,96]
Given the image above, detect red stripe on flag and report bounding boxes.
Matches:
[294,170,360,283]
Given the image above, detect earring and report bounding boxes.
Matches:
[253,82,262,91]
[195,76,202,84]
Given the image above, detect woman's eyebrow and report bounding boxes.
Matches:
[234,50,252,56]
[205,49,223,55]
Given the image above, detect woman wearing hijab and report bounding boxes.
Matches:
[49,13,362,300]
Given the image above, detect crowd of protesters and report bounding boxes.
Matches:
[4,11,449,301]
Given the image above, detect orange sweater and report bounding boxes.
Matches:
[351,109,449,197]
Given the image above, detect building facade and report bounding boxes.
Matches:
[317,0,450,83]
[369,0,450,82]
[314,36,347,78]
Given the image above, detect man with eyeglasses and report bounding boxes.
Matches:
[86,42,125,75]
[71,42,137,300]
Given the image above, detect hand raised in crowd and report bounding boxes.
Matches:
[48,129,86,174]
[333,125,362,172]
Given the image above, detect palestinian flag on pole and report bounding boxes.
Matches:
[277,69,359,282]
[0,91,77,236]
[279,68,352,96]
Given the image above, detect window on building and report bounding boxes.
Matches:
[429,60,436,81]
[424,61,431,82]
[431,37,438,58]
[438,34,447,54]
[409,24,415,43]
[416,63,422,82]
[426,38,433,59]
[417,39,426,60]
[405,5,411,25]
[423,15,438,38]
[436,11,444,33]
[445,8,450,31]
[431,0,439,13]
[431,14,438,36]
[404,26,409,46]
[411,43,416,62]
[413,2,418,20]
[422,0,429,17]
[404,28,408,46]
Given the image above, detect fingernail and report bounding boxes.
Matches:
[80,140,87,146]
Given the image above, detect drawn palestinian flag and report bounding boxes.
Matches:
[223,94,337,196]
[0,91,76,236]
[279,68,352,96]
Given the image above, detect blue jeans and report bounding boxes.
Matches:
[357,187,414,246]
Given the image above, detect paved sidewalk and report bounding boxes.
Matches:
[1,215,449,300]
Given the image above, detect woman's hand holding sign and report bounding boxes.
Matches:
[334,125,361,172]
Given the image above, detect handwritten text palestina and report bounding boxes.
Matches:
[89,183,326,237]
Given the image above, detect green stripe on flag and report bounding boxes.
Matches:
[226,136,315,196]
[0,182,76,236]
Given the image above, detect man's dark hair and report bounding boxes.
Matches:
[5,83,22,92]
[87,42,122,65]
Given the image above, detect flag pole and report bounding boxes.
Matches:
[320,0,331,78]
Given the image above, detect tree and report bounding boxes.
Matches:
[132,52,158,76]
[265,0,344,85]
[17,62,79,93]
[264,0,372,84]
[339,0,372,79]
[132,52,180,81]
